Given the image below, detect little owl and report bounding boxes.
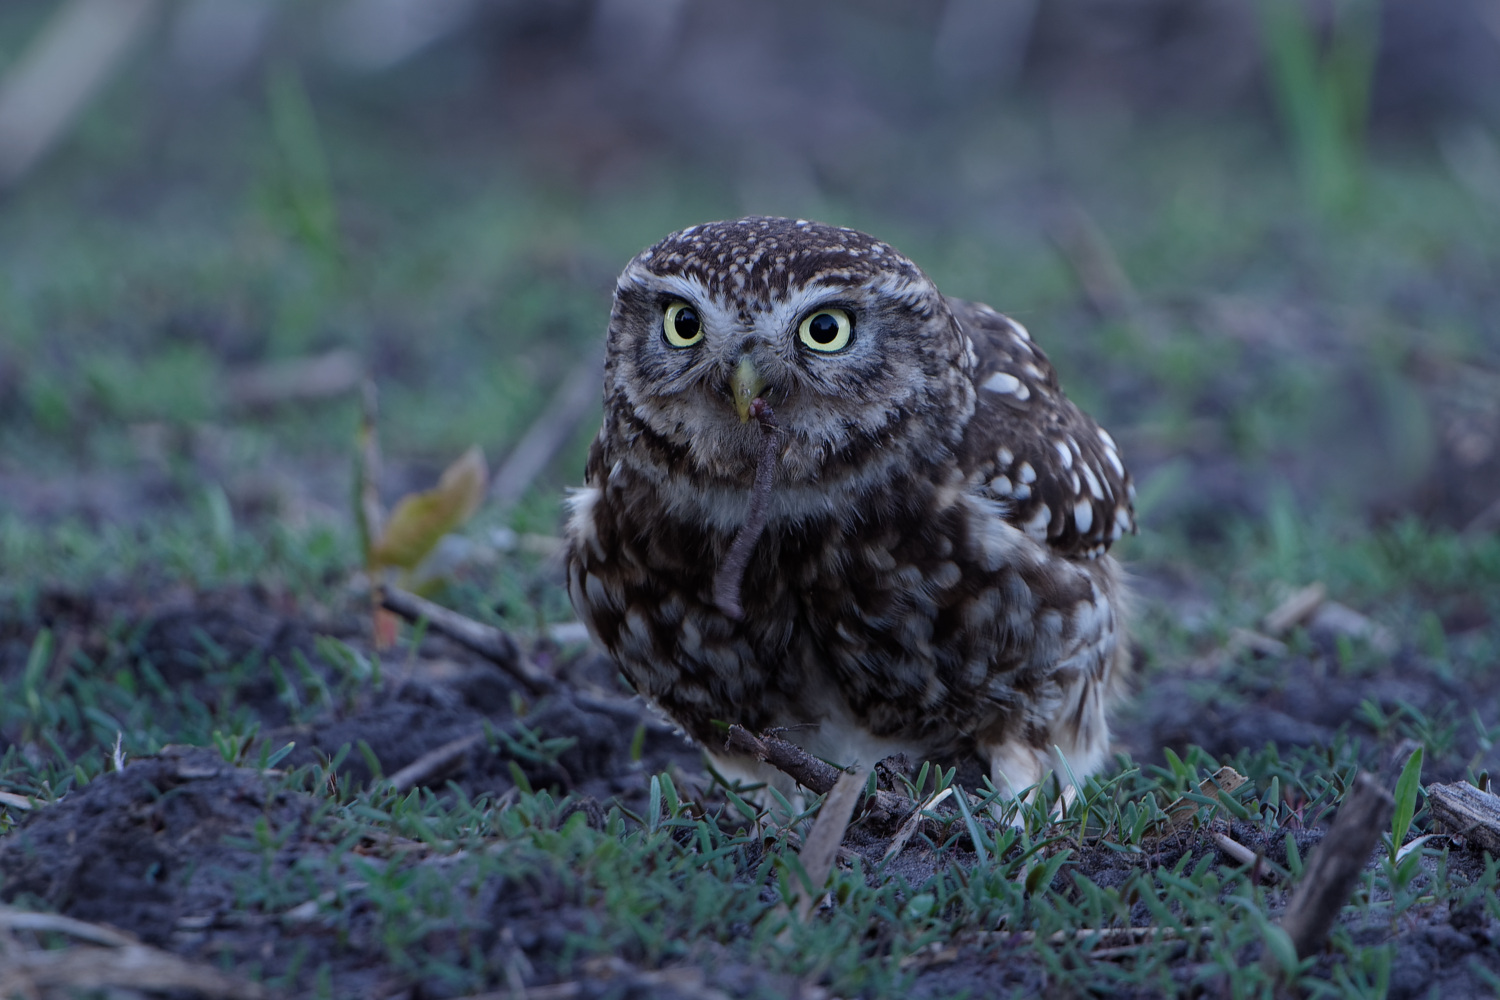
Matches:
[566,217,1134,799]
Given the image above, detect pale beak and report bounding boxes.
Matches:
[731,356,768,422]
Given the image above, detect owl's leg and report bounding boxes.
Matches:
[984,741,1053,800]
[1046,669,1113,793]
[983,671,1115,823]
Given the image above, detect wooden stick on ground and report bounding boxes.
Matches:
[0,905,266,999]
[724,725,911,827]
[901,925,1213,970]
[795,768,868,920]
[0,0,163,187]
[882,786,954,863]
[387,730,486,793]
[227,349,362,410]
[380,585,554,695]
[1276,771,1393,961]
[490,352,604,514]
[1425,781,1500,854]
[725,725,842,794]
[0,905,137,946]
[0,945,268,999]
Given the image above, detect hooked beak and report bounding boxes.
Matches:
[731,356,768,422]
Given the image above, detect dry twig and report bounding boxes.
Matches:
[1263,582,1327,635]
[1210,832,1257,867]
[0,905,136,947]
[0,789,33,811]
[0,905,267,999]
[882,786,954,863]
[724,725,841,795]
[1047,201,1140,323]
[1276,771,1393,961]
[1,945,269,998]
[901,925,1211,970]
[1426,781,1500,854]
[0,0,163,186]
[227,349,362,410]
[490,352,605,513]
[795,768,868,920]
[380,585,553,695]
[387,730,486,792]
[723,726,911,828]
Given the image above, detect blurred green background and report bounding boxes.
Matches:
[1,0,1498,588]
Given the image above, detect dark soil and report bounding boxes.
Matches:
[2,584,1498,998]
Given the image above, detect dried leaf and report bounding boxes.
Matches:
[371,445,487,571]
[1164,766,1248,829]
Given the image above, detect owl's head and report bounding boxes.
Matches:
[603,217,977,491]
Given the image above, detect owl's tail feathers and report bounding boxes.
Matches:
[712,398,781,620]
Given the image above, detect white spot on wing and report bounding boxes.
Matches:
[1103,447,1125,478]
[1018,462,1037,484]
[1079,462,1104,500]
[1074,499,1094,534]
[997,447,1014,467]
[982,371,1022,395]
[989,475,1013,495]
[1023,505,1050,540]
[1053,441,1073,469]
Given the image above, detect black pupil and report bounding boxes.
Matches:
[808,313,840,344]
[673,307,700,339]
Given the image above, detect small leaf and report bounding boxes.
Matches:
[1394,832,1441,864]
[952,785,989,864]
[648,774,663,835]
[371,445,488,571]
[1391,745,1424,857]
[1260,920,1300,978]
[264,742,297,769]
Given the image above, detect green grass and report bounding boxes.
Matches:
[3,505,1497,994]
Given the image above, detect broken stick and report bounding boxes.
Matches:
[724,725,911,827]
[379,586,554,695]
[1426,781,1500,854]
[1276,771,1393,961]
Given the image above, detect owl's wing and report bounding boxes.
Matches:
[949,297,1135,559]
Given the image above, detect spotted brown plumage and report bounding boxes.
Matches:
[566,216,1135,798]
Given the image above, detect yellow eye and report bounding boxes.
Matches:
[663,301,704,347]
[797,308,852,352]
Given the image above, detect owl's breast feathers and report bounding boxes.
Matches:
[567,305,1132,762]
